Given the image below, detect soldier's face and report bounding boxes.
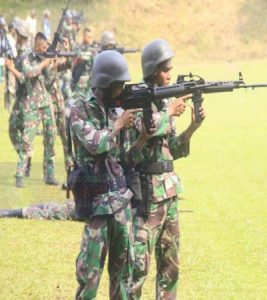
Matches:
[156,60,173,87]
[111,82,124,98]
[83,32,92,44]
[34,39,48,53]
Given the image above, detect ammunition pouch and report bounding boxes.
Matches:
[136,173,153,218]
[138,160,173,174]
[67,163,108,220]
[126,171,142,206]
[67,163,128,220]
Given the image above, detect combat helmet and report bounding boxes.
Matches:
[141,39,174,79]
[100,31,116,47]
[91,50,131,88]
[13,18,30,39]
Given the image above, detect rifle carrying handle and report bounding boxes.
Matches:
[192,91,204,124]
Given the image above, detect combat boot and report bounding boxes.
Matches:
[25,157,32,177]
[0,209,23,218]
[15,177,24,188]
[45,176,59,186]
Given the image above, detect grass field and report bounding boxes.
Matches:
[0,59,267,299]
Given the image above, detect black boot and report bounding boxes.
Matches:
[15,177,24,188]
[25,157,32,177]
[45,176,58,186]
[0,209,23,218]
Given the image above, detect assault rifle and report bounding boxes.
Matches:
[111,46,140,54]
[91,41,140,55]
[108,73,267,133]
[48,0,71,53]
[35,50,76,58]
[176,72,267,122]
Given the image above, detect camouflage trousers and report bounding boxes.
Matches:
[129,197,179,300]
[76,203,134,300]
[22,200,76,220]
[44,108,73,175]
[11,106,55,178]
[9,101,23,154]
[54,109,73,170]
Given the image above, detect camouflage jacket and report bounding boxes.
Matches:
[13,44,32,109]
[21,52,52,109]
[135,98,190,202]
[45,60,71,113]
[61,22,76,48]
[70,89,144,216]
[72,43,95,95]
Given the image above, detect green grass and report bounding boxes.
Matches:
[0,59,267,299]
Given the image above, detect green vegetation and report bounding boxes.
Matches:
[1,0,267,61]
[0,59,267,299]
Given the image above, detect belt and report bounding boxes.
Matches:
[139,161,174,174]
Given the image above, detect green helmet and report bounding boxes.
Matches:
[100,31,116,47]
[141,39,174,79]
[91,50,131,88]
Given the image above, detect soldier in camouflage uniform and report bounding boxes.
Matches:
[5,19,38,187]
[41,33,73,173]
[71,27,95,96]
[18,32,57,185]
[0,200,77,220]
[61,10,76,49]
[129,39,206,300]
[70,50,148,300]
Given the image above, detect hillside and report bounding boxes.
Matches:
[1,0,267,62]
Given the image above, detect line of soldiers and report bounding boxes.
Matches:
[1,12,130,188]
[0,35,206,300]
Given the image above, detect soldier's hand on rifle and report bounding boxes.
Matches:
[5,58,14,71]
[167,94,192,117]
[189,104,206,130]
[41,58,52,69]
[114,108,142,132]
[134,118,156,150]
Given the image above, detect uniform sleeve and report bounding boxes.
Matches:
[120,128,144,170]
[21,55,43,78]
[168,117,190,160]
[70,103,117,155]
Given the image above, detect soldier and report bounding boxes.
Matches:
[100,30,117,52]
[0,200,77,220]
[5,19,34,187]
[129,39,206,300]
[69,50,148,299]
[71,27,95,96]
[4,22,17,111]
[7,31,58,186]
[40,33,73,174]
[61,10,76,49]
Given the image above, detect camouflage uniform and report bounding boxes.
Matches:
[61,69,73,107]
[22,200,76,220]
[129,98,190,300]
[20,52,56,179]
[72,43,95,96]
[70,89,143,300]
[45,61,73,171]
[61,21,76,49]
[8,44,33,178]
